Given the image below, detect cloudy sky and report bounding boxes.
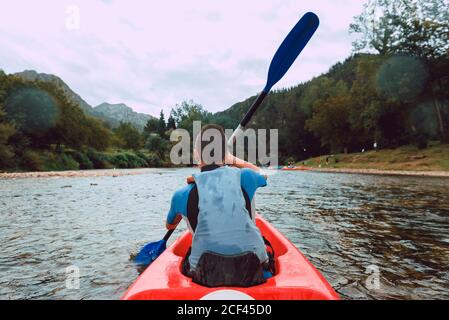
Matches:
[0,0,366,116]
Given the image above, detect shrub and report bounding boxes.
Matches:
[86,149,113,169]
[109,153,129,168]
[123,152,147,168]
[107,152,150,169]
[42,153,80,171]
[67,150,93,170]
[19,150,43,171]
[145,152,163,167]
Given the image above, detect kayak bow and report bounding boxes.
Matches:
[122,215,339,300]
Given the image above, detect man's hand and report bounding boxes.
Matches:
[166,215,182,230]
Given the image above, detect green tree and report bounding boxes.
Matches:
[170,100,211,133]
[158,110,167,136]
[349,0,405,55]
[306,81,354,153]
[348,55,414,149]
[52,99,90,149]
[144,118,160,136]
[307,96,354,154]
[167,115,176,130]
[84,117,113,151]
[115,122,143,150]
[0,107,16,168]
[145,134,169,159]
[301,77,343,116]
[4,86,58,143]
[351,0,449,142]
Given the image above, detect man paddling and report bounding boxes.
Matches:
[165,124,271,287]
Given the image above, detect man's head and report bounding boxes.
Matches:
[194,124,227,166]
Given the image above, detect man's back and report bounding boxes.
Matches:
[165,166,269,270]
[189,166,268,269]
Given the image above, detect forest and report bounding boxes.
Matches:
[0,0,448,171]
[212,0,449,162]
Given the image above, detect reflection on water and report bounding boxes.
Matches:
[1,169,448,300]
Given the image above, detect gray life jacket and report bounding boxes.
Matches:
[189,166,268,269]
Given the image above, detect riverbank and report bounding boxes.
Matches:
[3,166,449,181]
[0,168,161,179]
[312,168,449,178]
[302,142,449,175]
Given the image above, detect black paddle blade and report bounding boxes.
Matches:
[264,12,320,92]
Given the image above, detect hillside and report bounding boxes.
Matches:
[0,70,169,172]
[215,55,364,125]
[93,103,153,131]
[213,53,446,164]
[213,54,374,161]
[13,70,155,131]
[14,70,93,114]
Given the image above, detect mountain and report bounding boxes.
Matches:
[14,70,94,114]
[93,103,153,131]
[13,70,154,131]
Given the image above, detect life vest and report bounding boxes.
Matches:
[189,166,268,269]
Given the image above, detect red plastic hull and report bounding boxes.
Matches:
[122,216,339,300]
[281,167,311,171]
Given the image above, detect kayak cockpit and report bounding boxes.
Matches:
[122,216,339,300]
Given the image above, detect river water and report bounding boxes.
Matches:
[1,169,448,300]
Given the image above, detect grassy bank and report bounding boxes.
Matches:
[301,142,449,172]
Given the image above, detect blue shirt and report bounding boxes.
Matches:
[166,168,267,225]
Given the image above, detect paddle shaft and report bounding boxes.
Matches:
[163,228,175,242]
[228,91,268,145]
[241,91,268,128]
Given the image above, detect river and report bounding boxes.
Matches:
[1,169,448,300]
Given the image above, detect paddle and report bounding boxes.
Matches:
[228,12,320,144]
[133,228,175,267]
[133,12,320,268]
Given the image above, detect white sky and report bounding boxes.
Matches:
[0,0,366,116]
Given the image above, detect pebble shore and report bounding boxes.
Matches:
[0,168,159,179]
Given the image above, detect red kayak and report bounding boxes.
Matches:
[122,215,339,300]
[281,166,311,171]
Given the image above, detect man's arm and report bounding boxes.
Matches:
[241,168,268,201]
[225,153,262,173]
[166,187,190,230]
